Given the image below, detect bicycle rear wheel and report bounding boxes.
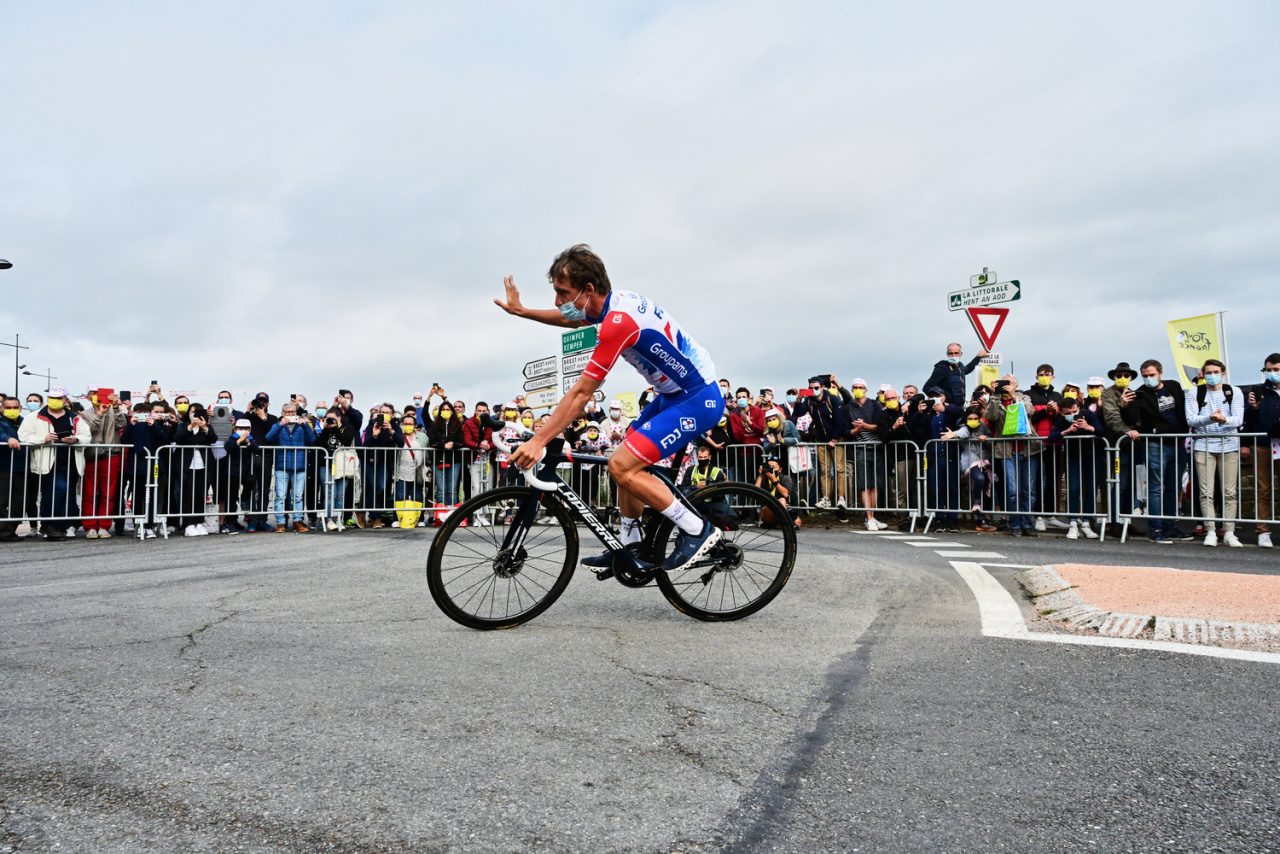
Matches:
[653,482,797,621]
[426,486,578,630]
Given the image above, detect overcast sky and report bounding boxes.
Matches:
[2,1,1277,409]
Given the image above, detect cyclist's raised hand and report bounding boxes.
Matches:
[494,275,525,317]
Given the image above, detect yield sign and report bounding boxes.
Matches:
[965,306,1009,351]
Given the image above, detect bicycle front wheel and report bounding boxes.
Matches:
[426,486,578,630]
[653,482,797,621]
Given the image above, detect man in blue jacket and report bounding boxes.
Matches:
[922,342,989,409]
[793,376,849,509]
[265,401,316,533]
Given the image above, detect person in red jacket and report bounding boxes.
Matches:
[727,386,766,481]
[462,401,494,499]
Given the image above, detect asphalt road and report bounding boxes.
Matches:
[1,525,1277,852]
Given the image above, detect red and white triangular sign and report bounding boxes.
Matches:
[965,306,1009,351]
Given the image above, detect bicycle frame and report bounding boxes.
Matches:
[500,450,689,578]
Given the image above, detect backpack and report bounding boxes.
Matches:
[1195,383,1233,411]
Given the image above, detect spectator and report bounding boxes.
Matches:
[1244,353,1280,548]
[463,401,495,501]
[222,417,260,534]
[1129,359,1190,543]
[1026,363,1066,531]
[246,393,278,531]
[335,389,362,433]
[359,403,400,528]
[174,403,217,536]
[761,408,799,465]
[428,400,466,512]
[1099,362,1139,522]
[941,404,997,532]
[755,457,799,528]
[1084,376,1106,414]
[794,375,848,509]
[703,414,732,472]
[574,420,611,508]
[1185,358,1244,547]
[779,388,799,421]
[679,442,727,496]
[265,401,316,533]
[985,375,1041,537]
[846,378,887,528]
[19,387,90,539]
[922,390,964,532]
[876,386,916,527]
[122,401,174,538]
[0,395,26,542]
[601,401,630,455]
[923,342,988,409]
[494,403,526,487]
[727,387,766,479]
[1047,394,1104,540]
[316,409,357,531]
[394,413,430,528]
[81,388,127,538]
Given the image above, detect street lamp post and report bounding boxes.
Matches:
[22,368,56,394]
[0,334,30,397]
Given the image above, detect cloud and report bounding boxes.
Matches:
[1,0,1277,406]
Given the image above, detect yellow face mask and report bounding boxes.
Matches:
[503,410,517,420]
[176,402,190,414]
[2,408,19,420]
[521,417,534,428]
[1114,377,1131,389]
[48,399,66,412]
[966,419,981,429]
[440,411,453,420]
[1036,376,1053,388]
[402,424,416,434]
[766,419,781,430]
[382,413,393,423]
[1087,387,1102,399]
[884,400,900,411]
[853,388,866,401]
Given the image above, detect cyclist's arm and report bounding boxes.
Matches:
[509,375,603,466]
[494,274,586,329]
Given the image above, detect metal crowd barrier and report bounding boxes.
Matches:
[0,442,141,539]
[919,435,1110,538]
[1113,432,1278,543]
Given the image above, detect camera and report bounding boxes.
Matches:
[213,405,230,419]
[993,379,1010,391]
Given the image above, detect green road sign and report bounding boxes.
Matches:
[562,327,598,354]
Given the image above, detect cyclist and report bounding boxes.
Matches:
[496,244,725,572]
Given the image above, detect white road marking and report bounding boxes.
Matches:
[936,551,1006,559]
[950,561,1280,665]
[905,540,966,548]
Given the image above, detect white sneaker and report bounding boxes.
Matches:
[1033,518,1047,532]
[326,519,339,532]
[1132,506,1145,517]
[391,521,400,528]
[1080,522,1098,539]
[1258,532,1273,549]
[15,521,31,537]
[1223,532,1243,548]
[184,525,198,537]
[66,527,77,538]
[86,530,99,539]
[99,530,112,540]
[124,519,136,532]
[196,524,211,536]
[816,497,832,510]
[1047,517,1070,530]
[864,518,880,531]
[476,515,491,527]
[1066,522,1079,540]
[142,528,157,539]
[836,496,848,509]
[1203,530,1218,547]
[873,518,888,530]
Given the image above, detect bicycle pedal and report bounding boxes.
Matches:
[592,567,615,581]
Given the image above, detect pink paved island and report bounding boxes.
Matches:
[1053,564,1280,625]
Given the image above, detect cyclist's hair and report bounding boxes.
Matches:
[1140,359,1163,373]
[547,244,611,295]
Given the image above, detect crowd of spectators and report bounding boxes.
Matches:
[1,341,1278,548]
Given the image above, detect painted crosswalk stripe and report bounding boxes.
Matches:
[904,540,966,548]
[936,551,1006,559]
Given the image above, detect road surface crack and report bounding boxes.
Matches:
[175,586,257,693]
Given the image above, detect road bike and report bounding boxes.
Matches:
[425,428,797,630]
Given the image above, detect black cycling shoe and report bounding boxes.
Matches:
[581,551,615,568]
[662,521,722,573]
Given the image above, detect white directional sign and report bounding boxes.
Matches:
[524,377,555,392]
[523,356,557,380]
[561,351,593,375]
[525,388,559,408]
[947,280,1021,312]
[562,373,582,394]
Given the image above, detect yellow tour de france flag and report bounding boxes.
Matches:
[1165,314,1223,388]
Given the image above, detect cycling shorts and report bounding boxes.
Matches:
[623,381,726,465]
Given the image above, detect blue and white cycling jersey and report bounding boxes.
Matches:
[582,291,717,396]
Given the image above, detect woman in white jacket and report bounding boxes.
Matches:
[17,387,91,538]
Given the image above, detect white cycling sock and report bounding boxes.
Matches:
[660,499,703,535]
[619,515,644,545]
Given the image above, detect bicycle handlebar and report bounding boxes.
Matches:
[490,423,562,491]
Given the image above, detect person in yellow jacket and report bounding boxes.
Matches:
[17,387,91,539]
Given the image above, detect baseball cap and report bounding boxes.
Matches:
[609,400,622,409]
[49,386,68,398]
[234,418,251,428]
[851,378,867,388]
[1087,376,1105,386]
